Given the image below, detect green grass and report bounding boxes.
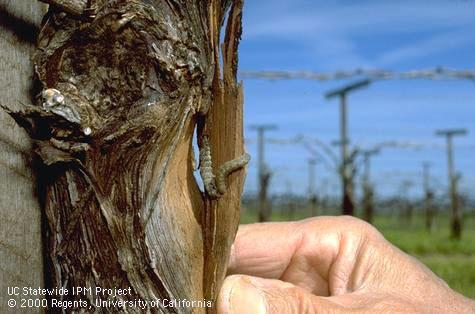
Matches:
[240,209,312,224]
[240,209,475,299]
[419,255,475,299]
[372,215,475,255]
[372,215,475,299]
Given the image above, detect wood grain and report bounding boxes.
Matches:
[0,1,47,313]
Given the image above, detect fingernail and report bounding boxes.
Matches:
[228,277,267,314]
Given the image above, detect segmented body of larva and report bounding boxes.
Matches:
[198,135,250,199]
[199,135,220,198]
[216,153,250,195]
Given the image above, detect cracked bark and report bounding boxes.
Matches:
[2,0,245,313]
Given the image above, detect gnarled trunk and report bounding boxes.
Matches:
[3,0,246,312]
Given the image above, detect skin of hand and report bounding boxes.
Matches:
[217,216,475,313]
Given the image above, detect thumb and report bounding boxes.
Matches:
[217,275,345,314]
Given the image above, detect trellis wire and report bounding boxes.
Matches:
[240,67,475,82]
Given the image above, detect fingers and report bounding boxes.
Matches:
[228,220,304,278]
[217,275,347,314]
[222,217,475,314]
[228,217,369,295]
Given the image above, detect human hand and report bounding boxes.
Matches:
[217,216,475,313]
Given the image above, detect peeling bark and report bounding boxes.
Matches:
[4,0,245,313]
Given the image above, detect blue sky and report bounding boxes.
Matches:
[237,0,475,199]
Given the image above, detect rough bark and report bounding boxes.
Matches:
[3,0,245,313]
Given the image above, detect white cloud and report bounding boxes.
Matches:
[244,0,475,39]
[377,30,475,66]
[243,0,475,68]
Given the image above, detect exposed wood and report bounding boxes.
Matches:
[203,1,245,301]
[3,0,245,313]
[0,1,48,313]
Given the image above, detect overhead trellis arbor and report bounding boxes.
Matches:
[242,66,473,239]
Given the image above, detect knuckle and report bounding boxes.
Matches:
[336,215,380,239]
